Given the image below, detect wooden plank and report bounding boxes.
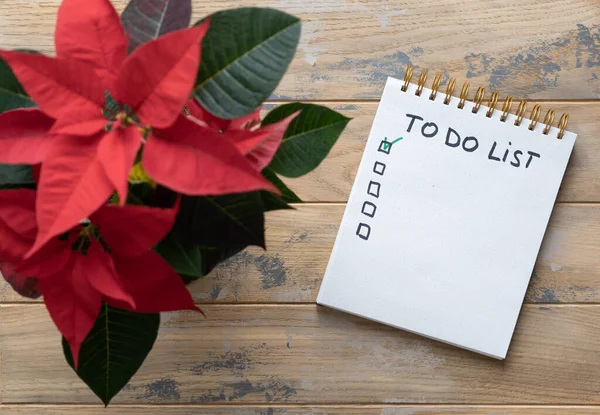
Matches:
[2,304,600,404]
[0,1,599,100]
[1,204,599,304]
[2,405,600,414]
[278,101,600,203]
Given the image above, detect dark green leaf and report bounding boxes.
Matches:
[194,8,300,119]
[180,245,247,284]
[63,304,160,406]
[260,191,294,212]
[264,103,350,178]
[174,192,266,248]
[156,231,203,278]
[0,57,35,113]
[262,167,302,203]
[121,0,192,53]
[0,164,35,189]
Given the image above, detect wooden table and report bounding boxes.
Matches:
[1,0,600,413]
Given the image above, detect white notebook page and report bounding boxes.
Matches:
[317,76,576,359]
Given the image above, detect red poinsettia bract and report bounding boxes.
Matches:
[184,99,299,171]
[0,0,278,257]
[0,189,197,367]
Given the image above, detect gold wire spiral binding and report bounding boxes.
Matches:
[543,109,555,135]
[472,86,485,113]
[444,77,456,105]
[500,96,514,122]
[415,69,428,96]
[429,72,443,100]
[557,113,569,139]
[528,104,542,131]
[400,65,570,139]
[486,91,499,118]
[402,65,415,92]
[514,101,527,126]
[458,81,470,109]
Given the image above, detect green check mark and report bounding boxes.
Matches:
[382,136,403,149]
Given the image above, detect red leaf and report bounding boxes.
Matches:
[85,241,135,308]
[114,22,210,128]
[91,200,179,256]
[233,112,299,171]
[32,165,41,183]
[40,256,103,369]
[55,0,127,84]
[0,189,38,261]
[229,107,262,131]
[50,106,107,137]
[97,125,141,205]
[186,98,229,131]
[29,134,114,257]
[0,109,54,164]
[144,116,278,195]
[0,51,105,121]
[110,251,198,313]
[16,237,73,279]
[0,262,41,299]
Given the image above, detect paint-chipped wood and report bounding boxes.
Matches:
[1,204,599,304]
[1,1,599,99]
[2,304,600,404]
[3,406,600,414]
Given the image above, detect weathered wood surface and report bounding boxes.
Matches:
[3,304,600,404]
[0,0,599,100]
[276,102,600,203]
[3,406,600,414]
[1,0,599,411]
[1,204,599,304]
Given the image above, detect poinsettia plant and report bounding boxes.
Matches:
[0,0,349,405]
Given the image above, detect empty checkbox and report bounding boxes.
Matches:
[356,223,371,240]
[362,201,377,218]
[378,140,391,154]
[367,181,381,198]
[373,161,386,175]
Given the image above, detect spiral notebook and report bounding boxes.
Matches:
[317,67,577,359]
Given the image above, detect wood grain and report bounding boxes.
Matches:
[280,102,600,203]
[2,304,600,404]
[1,204,598,304]
[1,0,599,411]
[3,405,600,414]
[0,1,599,100]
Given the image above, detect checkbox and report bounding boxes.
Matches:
[367,181,381,198]
[361,201,377,218]
[373,161,386,175]
[356,223,371,240]
[378,140,392,154]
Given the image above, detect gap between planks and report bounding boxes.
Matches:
[294,202,600,206]
[5,404,600,408]
[2,303,600,307]
[266,99,600,104]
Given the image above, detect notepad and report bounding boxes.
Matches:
[317,73,576,359]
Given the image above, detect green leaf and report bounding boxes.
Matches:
[156,231,203,278]
[174,192,266,248]
[63,304,160,406]
[264,103,350,178]
[262,167,302,203]
[180,245,247,284]
[121,0,192,53]
[0,57,35,113]
[260,191,294,212]
[193,8,300,119]
[0,164,35,189]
